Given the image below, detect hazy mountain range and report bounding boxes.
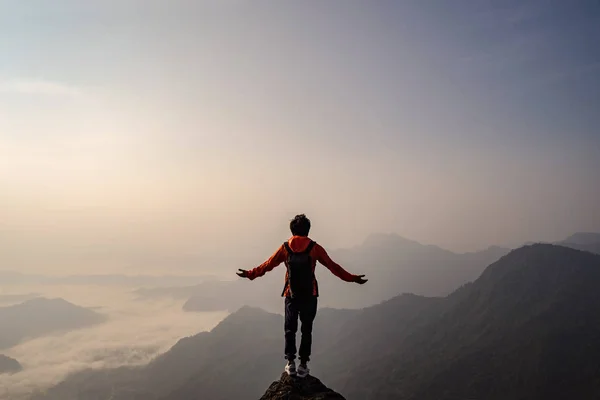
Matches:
[137,232,600,312]
[33,244,600,400]
[0,298,106,350]
[137,233,512,311]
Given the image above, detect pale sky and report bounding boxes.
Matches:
[1,1,599,274]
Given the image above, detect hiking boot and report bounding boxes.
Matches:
[284,360,297,376]
[297,363,310,378]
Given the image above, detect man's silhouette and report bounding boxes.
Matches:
[237,214,367,378]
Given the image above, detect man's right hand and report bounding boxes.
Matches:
[354,274,368,284]
[236,269,250,278]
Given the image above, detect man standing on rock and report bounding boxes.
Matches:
[237,214,368,378]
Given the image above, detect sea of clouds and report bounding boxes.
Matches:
[0,284,228,400]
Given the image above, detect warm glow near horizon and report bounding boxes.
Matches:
[1,1,599,274]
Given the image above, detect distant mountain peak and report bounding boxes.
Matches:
[209,305,280,337]
[12,297,96,313]
[362,233,422,248]
[562,232,600,245]
[0,354,22,374]
[260,373,346,400]
[497,242,593,262]
[0,297,105,350]
[25,297,69,305]
[229,305,273,318]
[473,243,600,303]
[483,245,509,252]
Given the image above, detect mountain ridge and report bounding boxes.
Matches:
[32,244,600,400]
[140,233,511,311]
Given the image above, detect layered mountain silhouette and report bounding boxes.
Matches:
[0,354,22,374]
[320,233,509,308]
[35,244,600,400]
[137,233,510,311]
[321,244,600,399]
[0,298,106,350]
[556,232,600,255]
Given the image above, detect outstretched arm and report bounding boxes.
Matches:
[237,245,287,280]
[315,244,367,284]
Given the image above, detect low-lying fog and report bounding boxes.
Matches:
[0,285,228,400]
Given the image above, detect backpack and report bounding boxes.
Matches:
[282,240,316,298]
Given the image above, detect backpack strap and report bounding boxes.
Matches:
[283,242,293,254]
[303,240,316,254]
[281,242,292,296]
[284,240,315,255]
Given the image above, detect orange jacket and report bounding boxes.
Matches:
[246,236,358,297]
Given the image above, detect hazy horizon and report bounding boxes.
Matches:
[2,1,599,275]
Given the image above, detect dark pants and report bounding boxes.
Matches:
[284,296,318,363]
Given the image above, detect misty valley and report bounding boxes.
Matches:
[0,284,226,399]
[1,233,599,399]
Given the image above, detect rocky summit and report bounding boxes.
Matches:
[260,373,346,400]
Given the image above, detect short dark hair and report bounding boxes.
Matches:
[290,214,311,236]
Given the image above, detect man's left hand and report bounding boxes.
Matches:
[236,269,250,278]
